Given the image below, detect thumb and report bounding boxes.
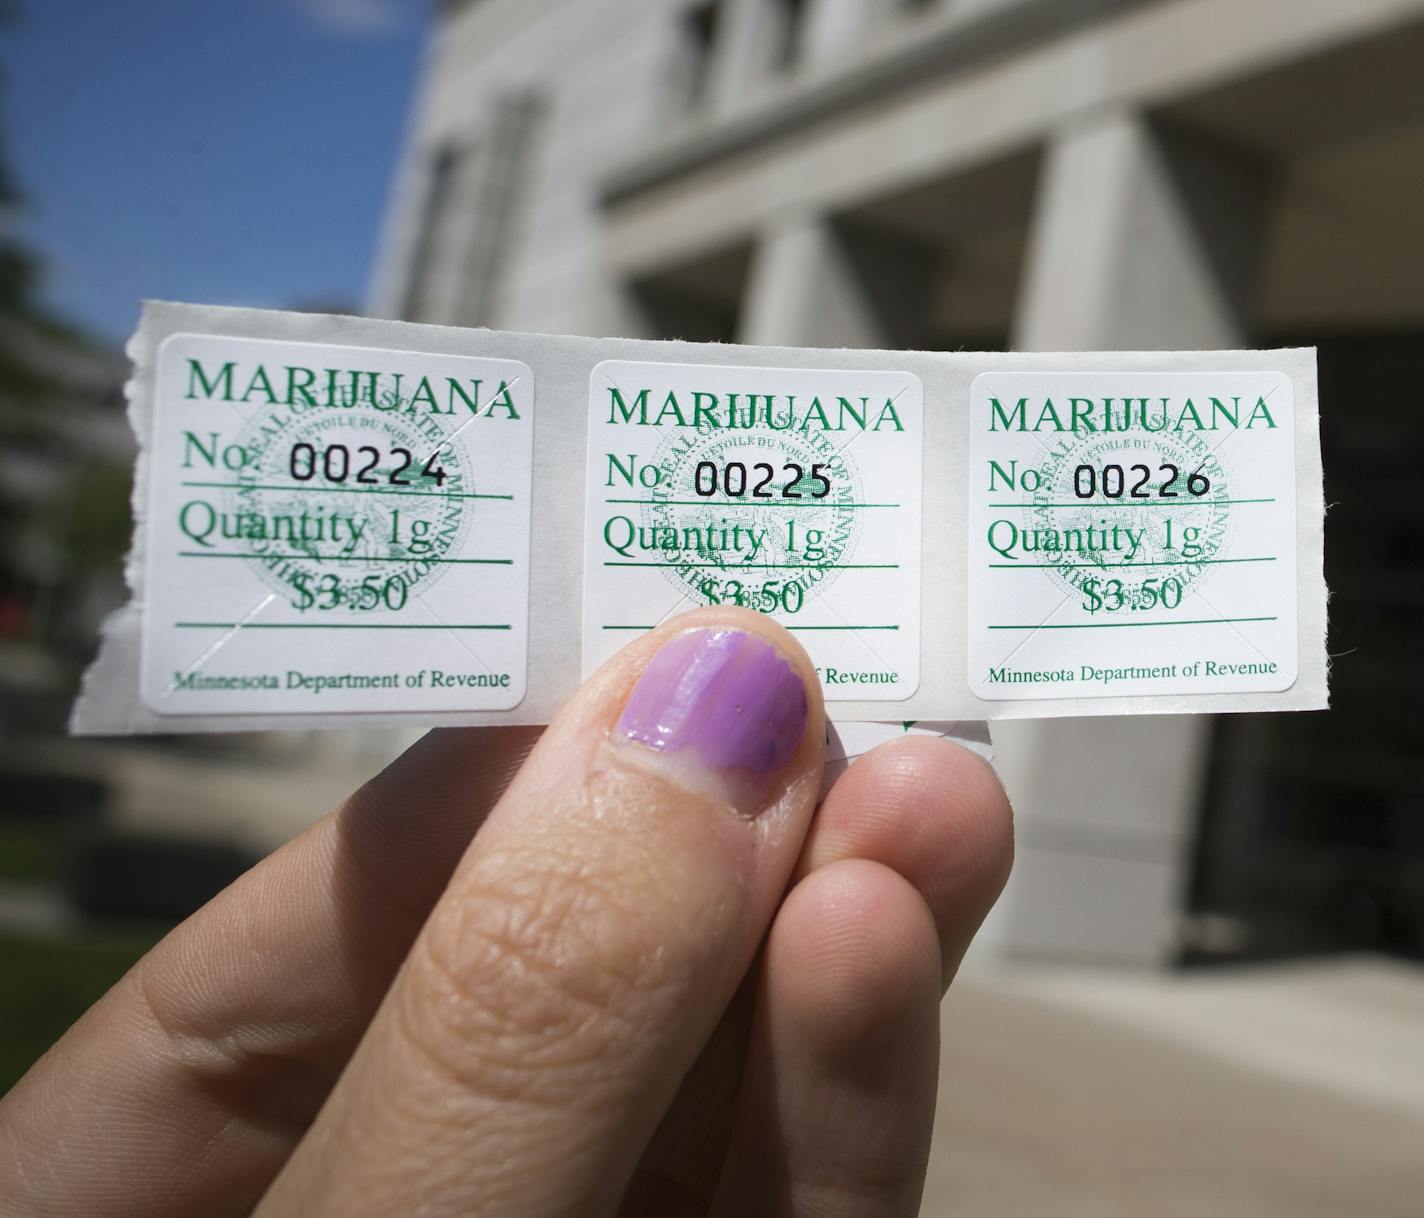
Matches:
[255,607,824,1218]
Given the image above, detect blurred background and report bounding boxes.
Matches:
[2,0,1422,1213]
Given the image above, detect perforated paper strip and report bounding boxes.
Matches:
[71,303,1327,735]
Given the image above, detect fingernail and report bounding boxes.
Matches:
[616,629,809,786]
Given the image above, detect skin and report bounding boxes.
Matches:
[0,607,1013,1218]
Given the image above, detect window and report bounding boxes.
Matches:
[681,1,721,108]
[770,0,809,70]
[400,144,459,323]
[397,94,540,327]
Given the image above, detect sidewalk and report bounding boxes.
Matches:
[924,959,1424,1217]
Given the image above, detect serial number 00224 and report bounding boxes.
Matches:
[143,332,536,716]
[275,440,451,613]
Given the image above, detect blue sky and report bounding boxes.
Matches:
[2,0,428,341]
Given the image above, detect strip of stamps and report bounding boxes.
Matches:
[72,303,1328,733]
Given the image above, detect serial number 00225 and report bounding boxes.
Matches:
[692,459,832,499]
[582,358,924,700]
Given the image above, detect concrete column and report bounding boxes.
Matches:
[1017,109,1265,350]
[988,108,1268,967]
[801,0,874,64]
[738,209,934,347]
[710,0,771,114]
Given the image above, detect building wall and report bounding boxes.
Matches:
[371,0,685,337]
[375,0,1424,965]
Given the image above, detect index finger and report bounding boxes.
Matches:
[255,608,825,1218]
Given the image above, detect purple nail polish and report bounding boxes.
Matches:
[617,629,808,774]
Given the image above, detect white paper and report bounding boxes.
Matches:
[583,360,923,701]
[70,302,1328,736]
[968,371,1298,700]
[140,334,535,715]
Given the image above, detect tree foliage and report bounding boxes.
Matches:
[0,2,133,666]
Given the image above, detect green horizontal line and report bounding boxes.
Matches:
[602,624,899,632]
[175,622,511,630]
[987,616,1277,630]
[988,498,1275,508]
[602,562,897,570]
[181,480,513,501]
[177,551,511,565]
[787,625,899,631]
[988,557,1276,569]
[604,499,898,509]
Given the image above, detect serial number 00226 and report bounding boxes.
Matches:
[968,369,1299,700]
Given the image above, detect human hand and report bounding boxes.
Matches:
[0,608,1012,1218]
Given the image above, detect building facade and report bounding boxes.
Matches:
[372,0,1424,966]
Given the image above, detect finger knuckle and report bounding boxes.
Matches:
[402,842,689,1103]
